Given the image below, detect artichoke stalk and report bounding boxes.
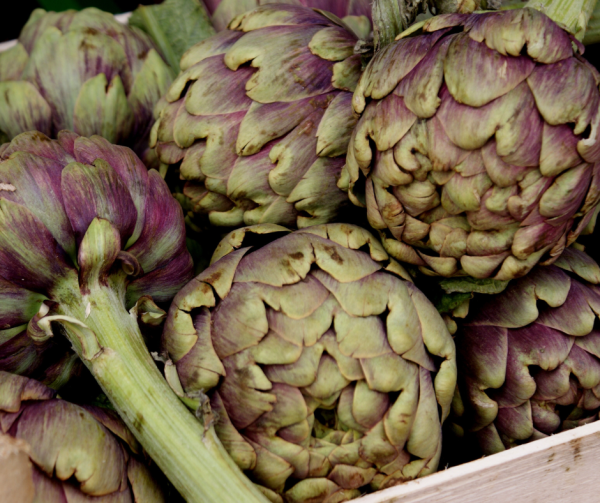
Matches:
[0,131,267,503]
[162,223,457,502]
[340,3,600,280]
[151,4,368,230]
[0,8,173,165]
[0,371,166,501]
[452,248,600,454]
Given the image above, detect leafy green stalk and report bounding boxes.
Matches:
[129,0,216,73]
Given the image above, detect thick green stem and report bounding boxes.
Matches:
[58,285,267,503]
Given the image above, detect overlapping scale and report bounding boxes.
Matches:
[454,248,600,455]
[152,4,365,230]
[341,8,600,279]
[163,223,456,501]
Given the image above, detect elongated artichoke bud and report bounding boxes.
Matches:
[453,247,600,455]
[0,371,165,501]
[340,8,600,280]
[163,223,457,502]
[0,8,173,164]
[151,5,367,230]
[204,0,373,31]
[0,131,265,503]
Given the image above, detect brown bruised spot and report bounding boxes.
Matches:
[83,27,99,36]
[324,245,343,264]
[204,271,222,284]
[137,50,149,60]
[289,252,304,260]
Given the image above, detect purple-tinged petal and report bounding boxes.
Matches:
[531,401,561,434]
[537,280,598,336]
[61,160,137,247]
[564,344,600,390]
[457,325,507,388]
[0,131,74,165]
[492,323,572,407]
[180,30,245,72]
[395,35,453,119]
[532,363,571,401]
[0,82,53,140]
[125,248,193,307]
[0,199,75,294]
[444,33,535,108]
[73,136,149,246]
[539,163,591,221]
[125,170,186,274]
[0,278,45,328]
[0,371,56,413]
[495,402,533,440]
[184,57,254,116]
[539,123,583,177]
[0,151,75,259]
[466,8,573,64]
[527,57,599,135]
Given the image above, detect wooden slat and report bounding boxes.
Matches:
[355,421,600,502]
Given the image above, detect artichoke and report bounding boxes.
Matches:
[151,4,367,230]
[453,247,600,455]
[0,371,165,502]
[163,223,457,502]
[0,131,265,503]
[202,0,372,31]
[0,8,173,164]
[340,8,600,279]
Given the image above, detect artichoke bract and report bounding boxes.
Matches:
[341,8,600,279]
[0,8,173,164]
[202,0,372,31]
[151,4,366,230]
[0,131,265,503]
[453,247,600,455]
[163,223,457,502]
[0,371,165,502]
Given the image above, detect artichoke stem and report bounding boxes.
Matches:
[59,285,268,503]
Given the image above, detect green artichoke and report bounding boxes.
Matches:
[0,371,165,502]
[0,8,173,164]
[203,0,373,31]
[163,223,457,502]
[151,4,367,229]
[340,8,600,279]
[0,131,266,503]
[453,247,600,455]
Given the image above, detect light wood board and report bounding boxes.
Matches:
[355,421,600,503]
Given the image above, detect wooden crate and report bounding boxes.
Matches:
[354,421,600,502]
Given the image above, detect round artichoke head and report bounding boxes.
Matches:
[0,130,192,388]
[163,223,457,502]
[453,247,600,455]
[0,371,165,501]
[341,8,600,280]
[0,8,173,163]
[151,4,367,230]
[203,0,373,32]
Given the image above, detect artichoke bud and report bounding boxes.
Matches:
[452,247,600,456]
[152,4,369,231]
[0,371,166,501]
[0,7,174,161]
[0,130,193,384]
[345,8,600,280]
[163,223,457,500]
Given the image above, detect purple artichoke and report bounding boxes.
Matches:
[453,247,600,454]
[163,223,457,502]
[0,8,173,164]
[340,8,600,280]
[0,131,264,503]
[0,371,165,502]
[202,0,373,31]
[151,4,367,230]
